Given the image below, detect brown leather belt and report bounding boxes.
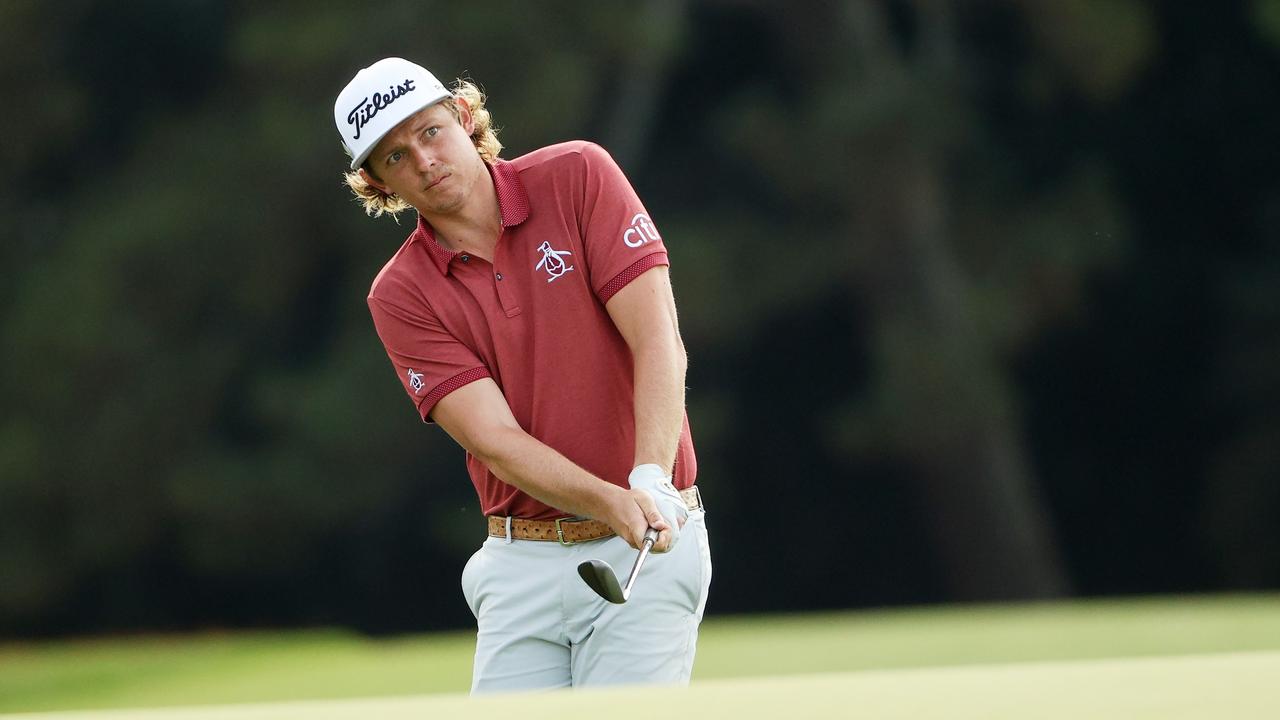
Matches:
[487,486,702,544]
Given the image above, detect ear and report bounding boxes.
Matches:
[359,167,391,195]
[454,96,476,135]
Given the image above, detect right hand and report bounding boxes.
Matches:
[600,485,673,552]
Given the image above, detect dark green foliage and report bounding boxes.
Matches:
[2,1,1278,636]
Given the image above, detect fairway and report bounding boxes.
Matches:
[3,594,1280,716]
[4,651,1278,720]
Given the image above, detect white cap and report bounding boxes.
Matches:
[334,58,451,170]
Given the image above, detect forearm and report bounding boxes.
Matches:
[631,339,687,474]
[602,265,689,477]
[431,377,666,548]
[480,426,625,520]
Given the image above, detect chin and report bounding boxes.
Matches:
[421,189,465,215]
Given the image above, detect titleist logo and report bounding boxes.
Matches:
[347,78,416,140]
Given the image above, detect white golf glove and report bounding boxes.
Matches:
[628,463,688,551]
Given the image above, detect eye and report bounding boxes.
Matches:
[386,151,403,166]
[425,126,439,137]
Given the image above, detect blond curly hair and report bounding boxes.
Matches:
[343,79,501,219]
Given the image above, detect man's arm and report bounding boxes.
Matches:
[431,378,672,550]
[605,265,688,474]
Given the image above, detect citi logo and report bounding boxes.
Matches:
[622,213,661,248]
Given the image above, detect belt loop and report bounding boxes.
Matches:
[504,516,513,544]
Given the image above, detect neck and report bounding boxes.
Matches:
[420,165,502,261]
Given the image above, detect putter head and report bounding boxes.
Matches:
[577,559,628,603]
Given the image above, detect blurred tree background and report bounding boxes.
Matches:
[2,0,1278,637]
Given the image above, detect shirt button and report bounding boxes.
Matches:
[460,255,470,262]
[496,273,504,281]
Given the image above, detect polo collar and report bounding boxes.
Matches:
[415,160,531,276]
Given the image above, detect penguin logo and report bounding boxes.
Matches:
[407,368,425,394]
[534,241,575,283]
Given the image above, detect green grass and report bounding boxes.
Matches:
[694,592,1280,677]
[3,593,1279,715]
[0,630,474,712]
[6,652,1280,720]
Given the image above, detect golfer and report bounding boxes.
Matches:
[333,58,711,692]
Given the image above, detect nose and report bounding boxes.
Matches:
[409,142,436,174]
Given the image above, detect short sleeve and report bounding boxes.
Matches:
[577,143,671,303]
[368,295,491,423]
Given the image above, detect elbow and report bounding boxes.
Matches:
[635,335,687,378]
[671,329,689,376]
[467,423,526,471]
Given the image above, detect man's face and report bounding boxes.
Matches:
[361,99,484,216]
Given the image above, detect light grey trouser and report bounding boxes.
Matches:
[461,508,712,693]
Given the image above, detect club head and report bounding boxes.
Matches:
[577,559,628,603]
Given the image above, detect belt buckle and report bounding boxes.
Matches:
[554,517,576,546]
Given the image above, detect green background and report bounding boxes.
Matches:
[3,0,1280,685]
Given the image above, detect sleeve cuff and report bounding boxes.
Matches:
[598,252,669,304]
[419,366,492,423]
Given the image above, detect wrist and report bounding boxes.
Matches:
[629,463,669,487]
[591,481,630,522]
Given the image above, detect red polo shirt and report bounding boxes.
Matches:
[367,141,697,520]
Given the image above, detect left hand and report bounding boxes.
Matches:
[628,464,688,553]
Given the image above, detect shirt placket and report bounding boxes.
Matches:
[492,229,521,318]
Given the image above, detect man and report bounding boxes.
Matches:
[333,58,711,692]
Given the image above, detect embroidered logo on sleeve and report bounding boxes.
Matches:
[622,213,661,248]
[534,241,575,283]
[406,368,425,394]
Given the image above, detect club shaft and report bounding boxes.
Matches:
[621,529,659,599]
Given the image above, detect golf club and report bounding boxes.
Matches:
[577,527,659,603]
